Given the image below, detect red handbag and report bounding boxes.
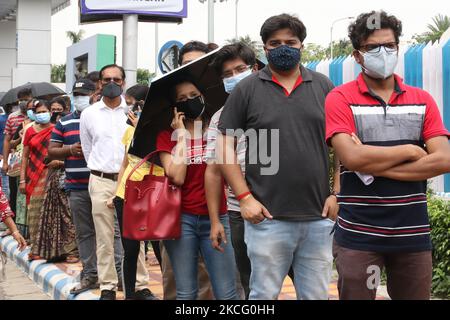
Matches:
[123,150,182,241]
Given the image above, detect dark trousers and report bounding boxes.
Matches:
[333,241,432,300]
[229,210,294,300]
[114,197,162,298]
[8,176,17,219]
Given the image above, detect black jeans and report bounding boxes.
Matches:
[114,197,162,298]
[8,176,17,218]
[229,210,294,300]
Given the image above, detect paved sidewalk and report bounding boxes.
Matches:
[1,235,391,300]
[0,257,50,300]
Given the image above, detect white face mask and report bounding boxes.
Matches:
[359,49,398,80]
[73,96,91,112]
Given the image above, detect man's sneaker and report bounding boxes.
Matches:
[133,289,159,300]
[99,290,116,300]
[70,277,99,295]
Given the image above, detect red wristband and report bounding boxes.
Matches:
[237,191,252,201]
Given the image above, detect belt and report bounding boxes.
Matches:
[91,170,119,182]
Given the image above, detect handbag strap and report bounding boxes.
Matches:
[126,150,162,182]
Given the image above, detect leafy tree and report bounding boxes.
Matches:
[413,14,450,44]
[326,39,354,59]
[137,69,156,86]
[66,30,85,44]
[51,64,66,83]
[226,35,260,54]
[302,39,353,63]
[301,43,327,63]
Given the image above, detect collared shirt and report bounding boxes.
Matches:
[325,73,450,253]
[51,111,90,190]
[218,65,335,221]
[80,97,128,173]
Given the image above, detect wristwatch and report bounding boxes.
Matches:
[330,190,339,197]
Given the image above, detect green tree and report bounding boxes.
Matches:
[51,64,66,83]
[226,35,260,54]
[66,30,85,44]
[301,43,327,63]
[413,14,450,44]
[326,39,354,59]
[137,69,156,86]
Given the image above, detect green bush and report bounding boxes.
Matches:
[428,193,450,298]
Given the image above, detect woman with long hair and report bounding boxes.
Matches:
[156,77,238,300]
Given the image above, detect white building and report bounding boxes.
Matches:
[0,0,70,92]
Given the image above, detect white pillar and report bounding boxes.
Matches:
[208,0,214,43]
[14,0,51,87]
[123,14,138,89]
[0,21,16,92]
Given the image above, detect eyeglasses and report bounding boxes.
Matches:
[360,42,398,54]
[222,65,253,79]
[101,77,123,84]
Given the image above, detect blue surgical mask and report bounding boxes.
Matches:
[27,109,36,121]
[223,69,252,94]
[359,49,398,79]
[267,45,301,71]
[35,112,51,124]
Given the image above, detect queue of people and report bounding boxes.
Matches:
[1,10,450,301]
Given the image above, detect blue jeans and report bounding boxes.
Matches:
[245,218,334,300]
[1,172,9,199]
[163,213,239,300]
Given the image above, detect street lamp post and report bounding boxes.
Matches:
[199,0,228,43]
[235,0,239,40]
[330,16,354,60]
[208,0,214,43]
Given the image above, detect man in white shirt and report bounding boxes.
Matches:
[80,64,129,300]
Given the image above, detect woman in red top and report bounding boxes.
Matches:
[156,77,238,300]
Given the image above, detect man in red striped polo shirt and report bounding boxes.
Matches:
[326,11,450,300]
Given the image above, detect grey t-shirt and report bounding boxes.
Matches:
[218,65,334,221]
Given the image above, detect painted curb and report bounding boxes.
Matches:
[0,235,98,300]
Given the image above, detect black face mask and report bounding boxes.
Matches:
[102,82,123,99]
[176,96,206,120]
[50,112,66,124]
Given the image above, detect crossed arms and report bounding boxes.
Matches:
[331,133,450,181]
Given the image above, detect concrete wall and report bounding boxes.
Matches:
[0,21,16,92]
[13,0,51,87]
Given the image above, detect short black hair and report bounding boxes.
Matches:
[86,71,100,83]
[211,43,256,75]
[126,84,149,102]
[49,97,67,109]
[17,88,32,100]
[348,11,402,50]
[99,64,126,81]
[178,41,210,65]
[260,14,307,44]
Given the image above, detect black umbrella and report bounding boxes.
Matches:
[129,48,228,159]
[0,82,65,106]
